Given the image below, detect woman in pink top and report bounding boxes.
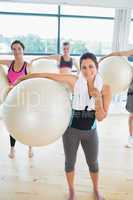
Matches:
[0,40,33,159]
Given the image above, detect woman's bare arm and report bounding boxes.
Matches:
[16,72,77,91]
[30,55,60,64]
[94,85,112,121]
[0,60,12,66]
[100,50,133,62]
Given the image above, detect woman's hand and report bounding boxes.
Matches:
[29,60,33,67]
[87,79,101,98]
[29,58,37,66]
[91,88,101,98]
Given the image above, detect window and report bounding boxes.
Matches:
[129,22,133,49]
[60,18,114,55]
[0,2,115,56]
[0,2,58,14]
[128,11,133,49]
[60,5,114,55]
[132,10,133,18]
[0,14,58,54]
[0,2,58,54]
[60,5,114,17]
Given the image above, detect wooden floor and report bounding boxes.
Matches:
[0,114,133,200]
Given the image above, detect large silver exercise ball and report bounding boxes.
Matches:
[99,56,133,94]
[3,78,72,146]
[31,59,59,73]
[0,66,9,104]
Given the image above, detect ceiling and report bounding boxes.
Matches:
[0,0,133,9]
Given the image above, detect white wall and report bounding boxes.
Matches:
[1,0,133,9]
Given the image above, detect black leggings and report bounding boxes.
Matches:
[10,135,16,147]
[63,127,99,173]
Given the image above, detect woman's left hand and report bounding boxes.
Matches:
[91,88,101,98]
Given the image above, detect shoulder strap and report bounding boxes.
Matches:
[23,61,28,75]
[8,60,14,71]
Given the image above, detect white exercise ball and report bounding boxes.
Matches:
[31,59,72,98]
[3,78,72,146]
[0,104,4,120]
[99,56,133,94]
[0,66,9,104]
[31,59,59,73]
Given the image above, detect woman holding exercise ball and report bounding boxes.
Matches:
[31,41,79,74]
[0,40,33,159]
[100,50,133,148]
[18,52,111,200]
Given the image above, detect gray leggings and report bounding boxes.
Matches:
[63,127,99,173]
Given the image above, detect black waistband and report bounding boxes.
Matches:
[70,109,96,130]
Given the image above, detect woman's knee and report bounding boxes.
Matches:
[129,113,133,120]
[87,160,99,173]
[65,160,76,172]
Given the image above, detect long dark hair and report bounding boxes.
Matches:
[11,40,25,50]
[80,52,98,69]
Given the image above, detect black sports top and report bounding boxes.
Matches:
[59,56,73,69]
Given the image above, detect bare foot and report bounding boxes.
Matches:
[67,189,76,200]
[125,137,133,148]
[8,149,15,159]
[94,190,105,200]
[125,144,132,148]
[125,145,132,148]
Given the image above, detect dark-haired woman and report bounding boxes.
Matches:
[0,40,33,159]
[18,52,111,200]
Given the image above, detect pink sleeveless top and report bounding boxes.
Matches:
[7,61,28,86]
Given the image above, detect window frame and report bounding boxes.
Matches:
[0,5,115,56]
[128,17,133,48]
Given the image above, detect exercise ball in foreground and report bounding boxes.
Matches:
[99,56,133,94]
[31,59,59,73]
[3,78,72,146]
[0,66,9,104]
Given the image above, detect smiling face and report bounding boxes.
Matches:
[63,44,70,56]
[11,43,24,59]
[80,58,98,80]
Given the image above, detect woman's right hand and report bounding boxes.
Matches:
[29,60,33,67]
[29,58,37,66]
